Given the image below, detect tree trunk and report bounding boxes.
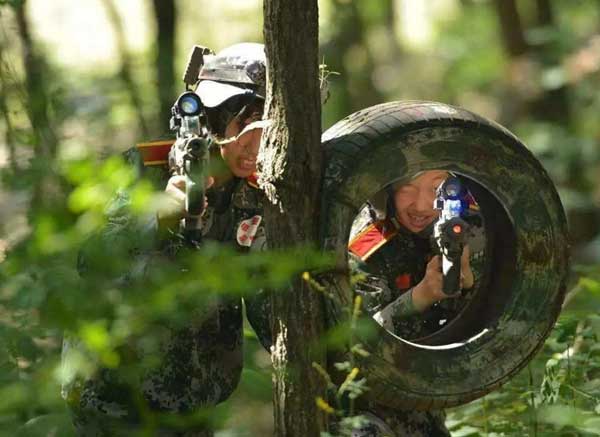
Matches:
[493,0,571,125]
[101,0,150,138]
[14,0,58,161]
[14,0,61,210]
[151,0,177,127]
[493,0,528,57]
[0,42,17,173]
[536,0,554,25]
[261,0,326,435]
[532,0,571,124]
[321,0,384,125]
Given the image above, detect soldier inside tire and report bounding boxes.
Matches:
[348,170,488,341]
[346,169,487,436]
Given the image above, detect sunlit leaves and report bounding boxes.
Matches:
[66,156,137,215]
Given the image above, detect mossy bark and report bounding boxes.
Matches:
[262,0,326,435]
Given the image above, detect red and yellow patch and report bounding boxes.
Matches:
[246,172,259,189]
[136,139,175,166]
[348,219,398,262]
[394,273,412,290]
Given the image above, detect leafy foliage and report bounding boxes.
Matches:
[448,267,600,436]
[1,0,600,435]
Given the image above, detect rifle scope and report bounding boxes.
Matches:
[176,92,203,117]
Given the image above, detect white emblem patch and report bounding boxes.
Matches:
[237,215,262,247]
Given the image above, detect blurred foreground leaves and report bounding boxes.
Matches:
[0,154,332,435]
[1,0,600,434]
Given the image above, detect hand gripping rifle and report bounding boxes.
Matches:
[167,46,213,243]
[433,176,470,295]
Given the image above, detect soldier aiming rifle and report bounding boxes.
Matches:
[347,170,485,437]
[63,42,271,437]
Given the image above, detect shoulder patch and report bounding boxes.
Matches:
[395,273,412,290]
[136,139,175,167]
[348,219,398,262]
[246,173,260,189]
[237,215,262,247]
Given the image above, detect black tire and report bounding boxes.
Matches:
[320,101,569,410]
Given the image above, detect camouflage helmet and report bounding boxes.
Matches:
[195,43,266,108]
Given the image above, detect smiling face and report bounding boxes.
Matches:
[393,170,449,233]
[220,117,262,178]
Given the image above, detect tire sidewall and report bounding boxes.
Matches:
[321,102,569,409]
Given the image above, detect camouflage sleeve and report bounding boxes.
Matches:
[348,204,411,322]
[349,252,391,316]
[76,146,183,283]
[243,221,273,351]
[76,188,160,284]
[372,288,418,332]
[140,301,243,412]
[349,252,418,331]
[64,153,242,435]
[349,253,425,337]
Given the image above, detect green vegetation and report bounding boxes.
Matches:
[1,0,599,435]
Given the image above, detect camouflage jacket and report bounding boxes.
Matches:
[348,202,486,341]
[347,202,485,437]
[62,146,271,436]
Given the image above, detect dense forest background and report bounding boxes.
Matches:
[1,0,600,435]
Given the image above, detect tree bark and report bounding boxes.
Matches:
[533,0,571,124]
[101,0,150,138]
[493,0,528,57]
[151,0,177,127]
[321,0,384,124]
[536,0,555,25]
[494,0,571,125]
[14,0,58,161]
[0,42,17,172]
[261,0,326,435]
[14,0,62,211]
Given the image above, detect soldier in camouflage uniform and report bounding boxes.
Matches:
[347,170,486,437]
[62,43,271,436]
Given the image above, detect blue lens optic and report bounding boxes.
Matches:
[181,96,200,115]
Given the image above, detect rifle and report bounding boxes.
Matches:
[432,176,470,295]
[167,46,213,243]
